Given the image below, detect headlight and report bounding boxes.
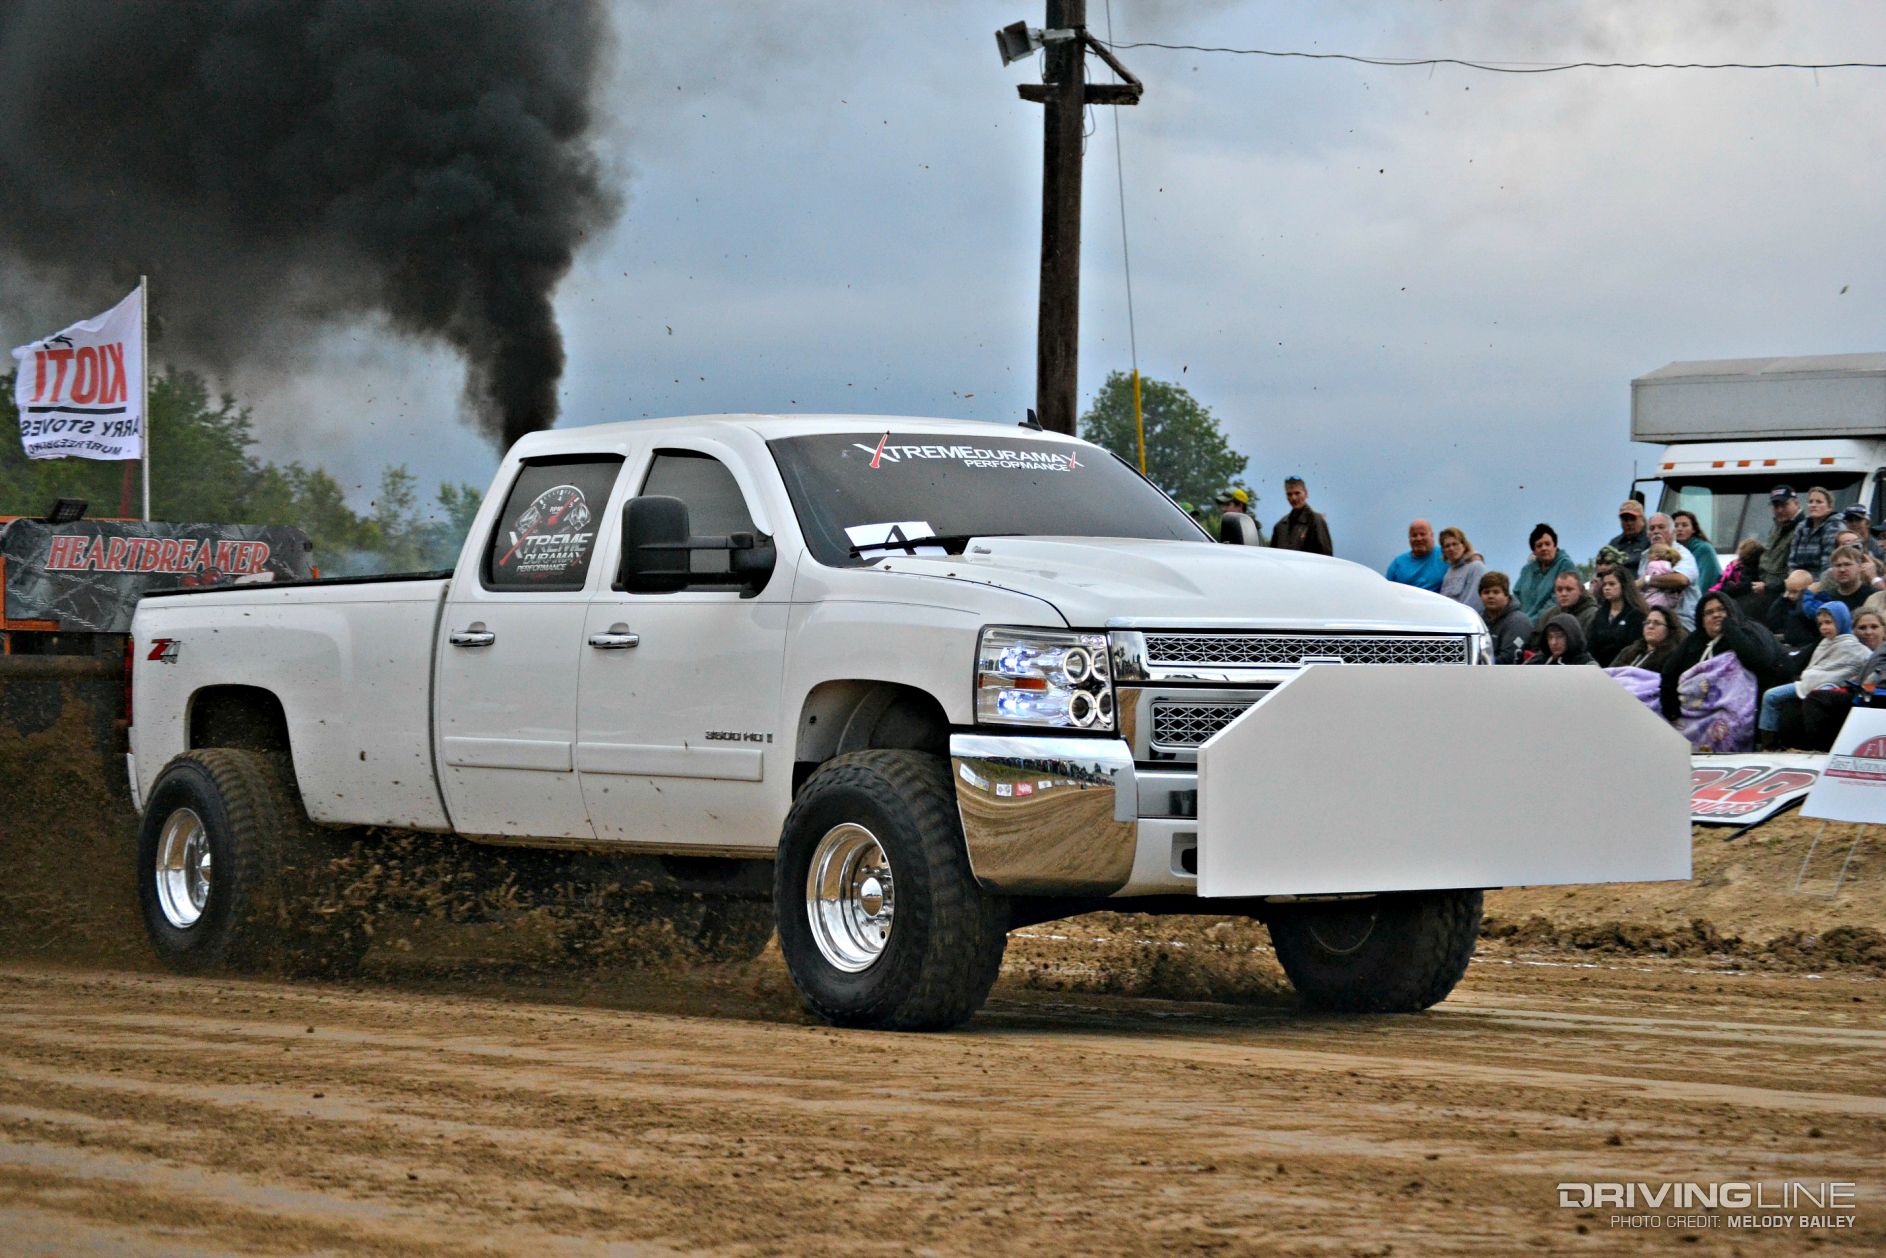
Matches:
[1469,630,1492,665]
[976,627,1114,730]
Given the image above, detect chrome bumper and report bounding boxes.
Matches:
[948,733,1198,897]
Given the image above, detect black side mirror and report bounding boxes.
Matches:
[619,498,778,595]
[621,495,691,592]
[727,531,778,590]
[1219,513,1258,545]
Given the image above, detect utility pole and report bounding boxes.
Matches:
[1001,4,1141,434]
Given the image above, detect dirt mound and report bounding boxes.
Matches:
[1482,811,1883,972]
[1481,914,1886,973]
[0,684,148,969]
[1004,912,1294,1005]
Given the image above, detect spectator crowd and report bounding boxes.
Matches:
[1240,475,1886,756]
[1388,483,1886,753]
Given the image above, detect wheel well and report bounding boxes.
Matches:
[793,681,949,792]
[189,686,292,756]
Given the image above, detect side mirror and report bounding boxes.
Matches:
[621,495,691,592]
[727,531,778,589]
[618,497,778,595]
[1219,513,1259,545]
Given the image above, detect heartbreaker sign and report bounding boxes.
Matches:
[2,519,313,634]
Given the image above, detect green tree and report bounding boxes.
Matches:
[1078,371,1250,509]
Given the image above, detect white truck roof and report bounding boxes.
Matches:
[508,414,1086,460]
[1632,353,1886,444]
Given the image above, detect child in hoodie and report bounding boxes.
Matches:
[1641,545,1685,614]
[1757,601,1870,747]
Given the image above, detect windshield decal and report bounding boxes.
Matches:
[843,521,947,556]
[848,441,1082,472]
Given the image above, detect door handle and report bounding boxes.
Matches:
[589,623,640,650]
[449,628,496,648]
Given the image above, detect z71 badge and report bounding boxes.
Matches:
[146,638,180,664]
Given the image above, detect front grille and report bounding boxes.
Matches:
[1143,632,1468,668]
[1151,700,1255,747]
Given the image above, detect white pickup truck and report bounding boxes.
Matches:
[128,414,1691,1029]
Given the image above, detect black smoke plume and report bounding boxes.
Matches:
[0,1,619,447]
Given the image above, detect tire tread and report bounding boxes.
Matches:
[776,750,1007,1031]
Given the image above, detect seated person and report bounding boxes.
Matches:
[1524,614,1596,665]
[1766,569,1822,677]
[1478,571,1531,665]
[1805,545,1876,616]
[1801,609,1886,749]
[1757,602,1869,749]
[1610,605,1685,672]
[1528,570,1597,651]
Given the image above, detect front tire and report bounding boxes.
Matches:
[1266,890,1482,1013]
[775,751,1007,1031]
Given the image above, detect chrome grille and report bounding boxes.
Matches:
[1143,632,1468,668]
[1151,700,1255,748]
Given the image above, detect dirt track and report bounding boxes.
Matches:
[2,944,1881,1256]
[2,698,1883,1252]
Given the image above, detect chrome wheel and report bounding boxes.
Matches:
[155,807,212,929]
[805,823,894,972]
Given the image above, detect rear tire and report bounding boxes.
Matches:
[1266,890,1482,1013]
[775,751,1007,1031]
[137,749,370,978]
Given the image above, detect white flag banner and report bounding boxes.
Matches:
[10,286,144,461]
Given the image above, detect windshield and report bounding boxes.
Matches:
[768,432,1207,566]
[1657,474,1865,547]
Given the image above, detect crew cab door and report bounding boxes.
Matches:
[576,445,791,849]
[435,455,624,839]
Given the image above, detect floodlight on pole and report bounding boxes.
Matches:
[996,21,1076,65]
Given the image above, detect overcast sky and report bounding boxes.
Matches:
[27,1,1886,575]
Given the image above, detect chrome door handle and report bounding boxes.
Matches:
[449,628,496,648]
[588,624,640,649]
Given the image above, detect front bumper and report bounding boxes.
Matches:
[949,733,1196,897]
[951,665,1694,900]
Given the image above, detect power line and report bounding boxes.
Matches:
[1100,41,1886,74]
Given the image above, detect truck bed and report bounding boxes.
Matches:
[130,574,454,831]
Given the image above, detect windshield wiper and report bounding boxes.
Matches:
[848,532,1020,557]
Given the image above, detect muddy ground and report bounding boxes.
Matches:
[1,698,1883,1252]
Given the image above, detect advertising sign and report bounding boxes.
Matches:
[1802,709,1886,824]
[1,519,314,634]
[1689,754,1824,825]
[9,286,145,461]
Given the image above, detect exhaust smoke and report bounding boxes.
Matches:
[0,0,620,447]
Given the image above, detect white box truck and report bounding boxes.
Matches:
[1633,353,1886,540]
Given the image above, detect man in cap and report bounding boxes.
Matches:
[1755,485,1801,602]
[1214,487,1253,516]
[1606,499,1650,577]
[1840,504,1885,565]
[1269,475,1333,555]
[1213,487,1263,545]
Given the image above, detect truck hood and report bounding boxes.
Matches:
[873,537,1483,633]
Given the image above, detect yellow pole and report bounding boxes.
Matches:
[1131,369,1146,474]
